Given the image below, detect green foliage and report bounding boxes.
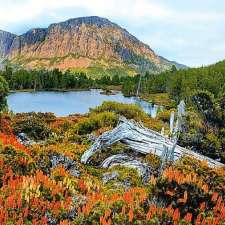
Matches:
[109,165,143,187]
[1,66,129,91]
[12,112,55,140]
[0,75,9,111]
[74,111,118,135]
[90,101,148,121]
[120,60,225,103]
[178,90,225,162]
[191,90,216,122]
[0,108,224,224]
[157,109,175,123]
[116,60,225,163]
[90,101,166,132]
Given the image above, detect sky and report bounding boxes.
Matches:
[0,0,225,67]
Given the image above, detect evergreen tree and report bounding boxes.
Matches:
[0,75,9,111]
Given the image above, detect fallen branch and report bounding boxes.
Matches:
[81,116,224,168]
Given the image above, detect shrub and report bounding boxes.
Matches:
[13,112,55,140]
[157,109,175,123]
[90,101,148,121]
[191,90,216,123]
[74,111,118,135]
[90,101,167,132]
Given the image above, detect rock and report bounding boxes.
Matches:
[17,132,35,145]
[100,89,116,95]
[0,30,16,58]
[102,171,119,184]
[67,208,77,220]
[45,212,57,225]
[18,133,28,141]
[87,134,97,142]
[49,153,80,177]
[114,179,131,190]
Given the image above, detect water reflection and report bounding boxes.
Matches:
[133,97,163,118]
[7,90,162,117]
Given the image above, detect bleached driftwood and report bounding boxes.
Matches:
[81,118,224,168]
[101,153,151,182]
[81,101,224,168]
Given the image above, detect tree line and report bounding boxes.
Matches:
[122,62,225,103]
[0,67,127,91]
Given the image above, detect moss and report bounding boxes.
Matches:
[84,165,105,178]
[108,165,143,187]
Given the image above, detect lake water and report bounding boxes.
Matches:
[7,90,162,117]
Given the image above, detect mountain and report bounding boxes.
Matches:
[0,16,186,76]
[0,30,16,58]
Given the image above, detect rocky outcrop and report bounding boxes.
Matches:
[8,17,159,65]
[0,16,185,73]
[0,30,16,58]
[49,152,80,177]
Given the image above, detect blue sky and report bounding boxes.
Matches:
[0,0,224,67]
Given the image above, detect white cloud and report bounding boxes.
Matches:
[0,0,223,30]
[0,0,225,66]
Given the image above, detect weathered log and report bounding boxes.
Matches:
[81,116,224,168]
[81,101,224,168]
[101,154,152,183]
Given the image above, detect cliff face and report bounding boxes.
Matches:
[0,16,185,74]
[0,30,16,58]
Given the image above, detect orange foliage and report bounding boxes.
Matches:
[59,220,71,225]
[128,208,134,222]
[184,212,192,222]
[163,167,209,193]
[0,169,73,225]
[0,132,31,156]
[178,191,188,204]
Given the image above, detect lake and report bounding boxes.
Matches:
[7,90,162,117]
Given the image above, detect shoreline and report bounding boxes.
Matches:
[9,88,92,93]
[8,89,172,108]
[9,85,122,94]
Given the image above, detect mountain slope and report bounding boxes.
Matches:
[0,16,185,76]
[0,30,16,58]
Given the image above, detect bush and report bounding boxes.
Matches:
[157,109,175,123]
[90,101,148,121]
[74,111,118,135]
[13,113,55,140]
[191,90,216,123]
[91,101,166,132]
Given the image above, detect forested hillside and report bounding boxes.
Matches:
[122,61,225,100]
[0,66,125,90]
[121,61,225,163]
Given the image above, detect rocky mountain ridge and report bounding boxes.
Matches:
[0,16,186,75]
